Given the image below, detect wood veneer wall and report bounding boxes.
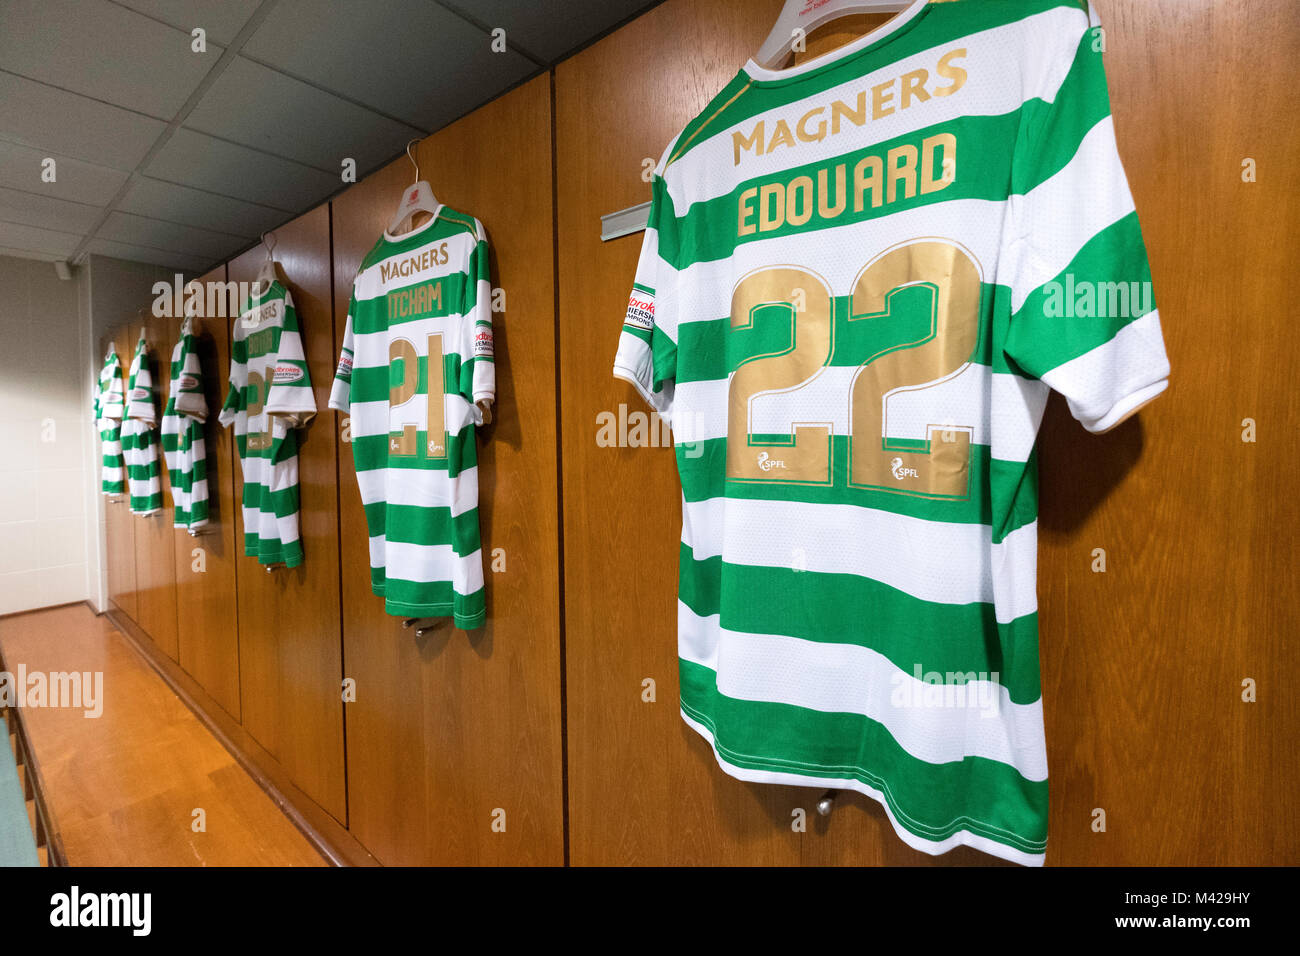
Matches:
[557,0,1299,866]
[226,205,347,824]
[172,265,242,721]
[100,0,1298,866]
[329,75,563,866]
[135,309,179,662]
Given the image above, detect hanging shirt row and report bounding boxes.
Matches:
[93,194,497,633]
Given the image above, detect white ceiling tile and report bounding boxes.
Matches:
[0,187,103,234]
[0,246,61,264]
[0,0,220,118]
[241,0,536,130]
[0,141,127,206]
[0,0,663,275]
[460,0,658,62]
[185,56,424,172]
[110,0,263,46]
[0,73,167,171]
[83,237,208,273]
[144,128,339,210]
[0,222,81,258]
[98,210,247,260]
[118,177,284,238]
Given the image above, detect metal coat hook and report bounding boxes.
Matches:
[402,616,440,637]
[405,138,420,183]
[816,789,838,816]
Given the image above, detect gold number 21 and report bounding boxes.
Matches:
[388,333,448,460]
[727,239,981,499]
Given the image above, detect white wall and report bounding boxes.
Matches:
[0,253,182,616]
[0,255,91,614]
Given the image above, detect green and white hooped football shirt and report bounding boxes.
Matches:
[613,0,1170,865]
[220,281,316,568]
[94,346,126,495]
[329,206,495,630]
[121,332,162,516]
[161,316,210,532]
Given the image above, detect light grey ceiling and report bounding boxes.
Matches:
[0,0,659,275]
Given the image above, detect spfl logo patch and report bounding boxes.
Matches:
[890,457,919,480]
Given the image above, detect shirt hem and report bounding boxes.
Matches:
[379,596,486,631]
[678,707,1046,867]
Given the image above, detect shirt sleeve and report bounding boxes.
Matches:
[172,323,208,420]
[264,289,317,428]
[612,143,680,425]
[106,367,124,418]
[458,219,495,424]
[1002,4,1169,434]
[125,337,156,425]
[218,333,245,430]
[98,350,125,423]
[328,301,356,414]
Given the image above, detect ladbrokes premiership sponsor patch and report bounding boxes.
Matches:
[272,363,304,384]
[473,325,494,359]
[625,289,655,331]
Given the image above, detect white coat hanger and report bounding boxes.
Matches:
[253,231,278,296]
[387,139,441,238]
[754,0,917,70]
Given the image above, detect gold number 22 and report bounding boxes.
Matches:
[727,239,981,499]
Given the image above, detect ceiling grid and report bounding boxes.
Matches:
[0,0,660,274]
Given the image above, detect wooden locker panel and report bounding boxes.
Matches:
[228,206,347,824]
[557,0,814,866]
[131,308,179,661]
[173,265,242,721]
[330,74,564,865]
[1024,0,1300,866]
[103,487,137,620]
[558,0,1298,867]
[104,325,138,623]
